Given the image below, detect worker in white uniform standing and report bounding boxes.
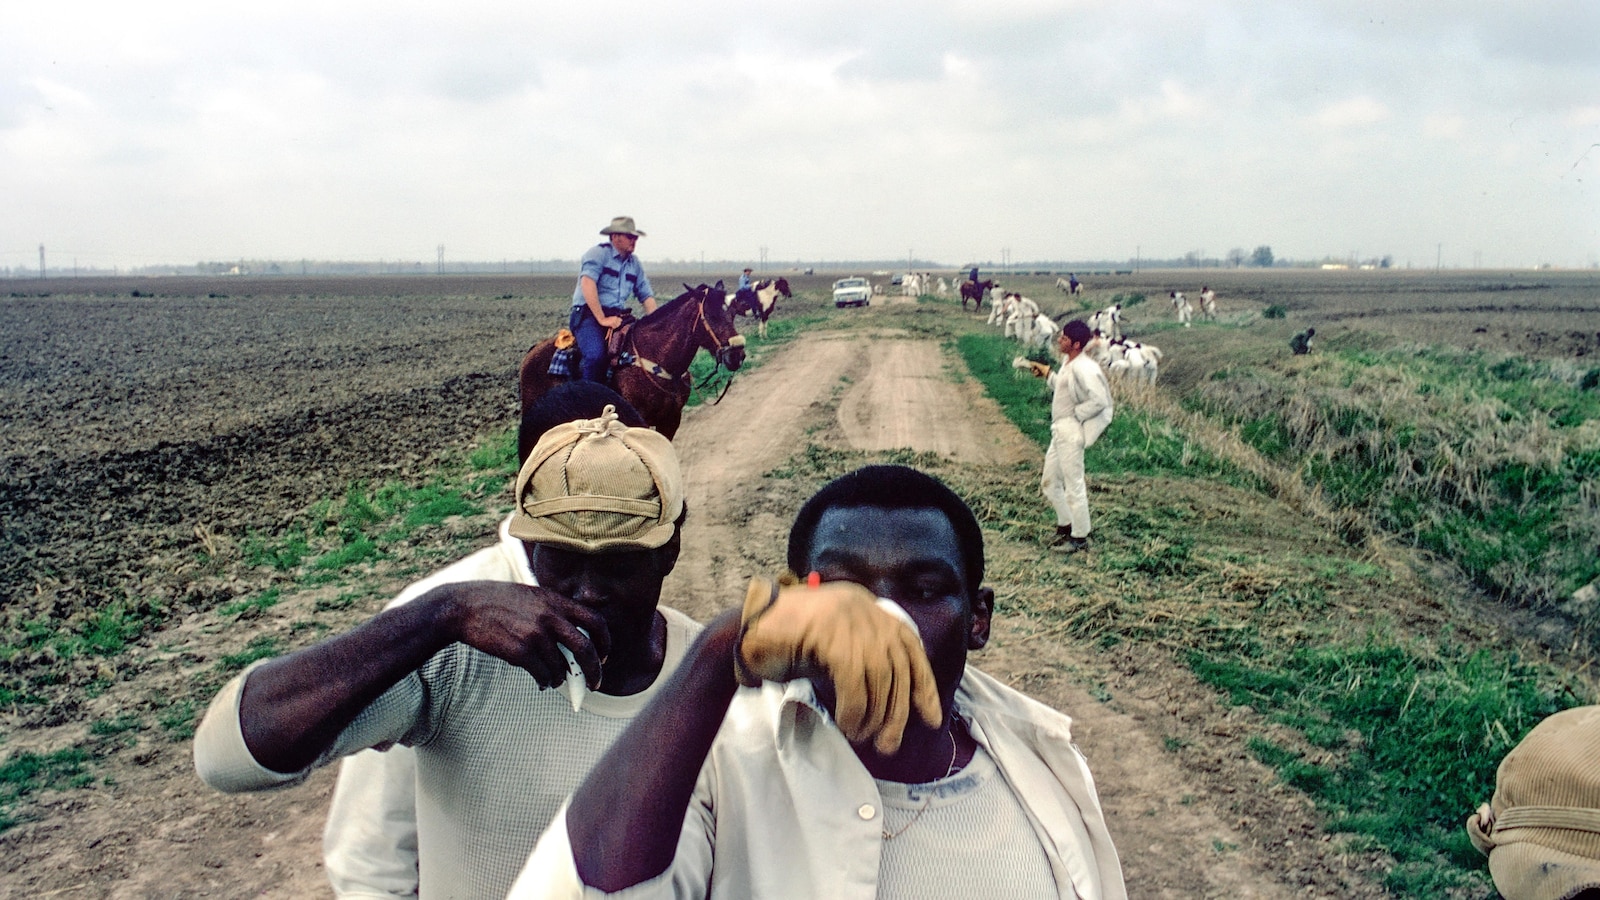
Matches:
[1042,319,1114,553]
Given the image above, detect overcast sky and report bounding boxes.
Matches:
[3,1,1597,271]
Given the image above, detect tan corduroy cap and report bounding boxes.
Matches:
[1467,705,1600,900]
[508,406,682,552]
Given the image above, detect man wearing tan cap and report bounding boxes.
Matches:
[570,216,658,383]
[1469,705,1600,900]
[194,401,698,900]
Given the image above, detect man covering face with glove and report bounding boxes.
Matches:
[509,464,1127,900]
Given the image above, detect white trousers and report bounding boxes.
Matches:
[1042,419,1091,537]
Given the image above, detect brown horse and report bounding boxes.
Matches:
[518,283,747,439]
[960,279,996,313]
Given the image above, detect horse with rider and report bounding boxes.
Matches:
[519,217,746,439]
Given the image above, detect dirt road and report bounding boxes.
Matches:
[2,329,1370,898]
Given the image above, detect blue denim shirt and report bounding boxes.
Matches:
[570,243,654,312]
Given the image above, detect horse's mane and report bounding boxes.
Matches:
[640,284,716,322]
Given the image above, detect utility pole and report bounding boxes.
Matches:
[1436,243,1442,272]
[39,244,45,279]
[437,244,445,275]
[1135,245,1140,272]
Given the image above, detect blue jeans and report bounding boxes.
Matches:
[569,306,625,382]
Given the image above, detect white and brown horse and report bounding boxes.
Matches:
[733,277,791,339]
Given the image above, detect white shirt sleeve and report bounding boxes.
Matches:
[508,778,719,900]
[323,747,421,899]
[192,664,308,792]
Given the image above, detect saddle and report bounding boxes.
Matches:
[734,287,758,314]
[545,313,638,379]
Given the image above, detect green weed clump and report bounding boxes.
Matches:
[2,598,165,682]
[239,469,499,593]
[217,636,280,672]
[1195,342,1600,613]
[1193,638,1585,895]
[0,747,93,831]
[219,587,281,618]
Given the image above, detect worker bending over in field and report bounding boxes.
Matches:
[1290,327,1315,355]
[1042,320,1114,554]
[195,386,699,900]
[509,465,1126,900]
[571,216,658,382]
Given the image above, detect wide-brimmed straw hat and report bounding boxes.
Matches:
[599,216,645,237]
[1467,705,1600,900]
[508,406,682,552]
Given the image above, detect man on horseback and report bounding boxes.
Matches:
[571,217,658,382]
[734,267,756,315]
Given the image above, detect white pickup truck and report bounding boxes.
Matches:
[832,277,872,308]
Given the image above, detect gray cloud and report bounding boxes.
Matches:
[1,1,1595,270]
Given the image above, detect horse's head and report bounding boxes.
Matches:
[773,278,792,299]
[695,284,747,370]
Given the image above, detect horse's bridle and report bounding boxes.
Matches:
[694,293,746,364]
[629,292,746,388]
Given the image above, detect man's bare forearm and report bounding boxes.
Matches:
[568,610,741,892]
[238,590,459,774]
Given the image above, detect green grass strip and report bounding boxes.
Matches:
[1192,639,1586,896]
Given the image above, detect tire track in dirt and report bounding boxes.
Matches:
[836,339,1028,462]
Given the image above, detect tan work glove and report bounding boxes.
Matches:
[735,575,942,755]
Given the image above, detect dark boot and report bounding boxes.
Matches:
[1056,534,1091,554]
[1048,525,1073,547]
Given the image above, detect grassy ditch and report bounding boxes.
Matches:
[953,327,1594,896]
[1190,336,1600,615]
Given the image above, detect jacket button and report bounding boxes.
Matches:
[857,804,876,820]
